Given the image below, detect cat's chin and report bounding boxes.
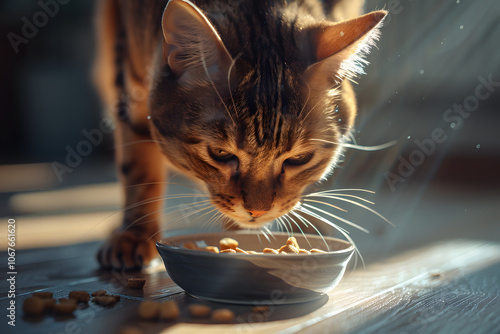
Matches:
[232,221,269,229]
[230,218,274,230]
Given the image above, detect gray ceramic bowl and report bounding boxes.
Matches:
[156,231,354,304]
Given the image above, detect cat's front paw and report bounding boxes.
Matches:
[97,228,158,271]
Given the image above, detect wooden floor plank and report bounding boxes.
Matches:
[2,236,499,334]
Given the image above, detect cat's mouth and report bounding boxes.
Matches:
[209,203,271,229]
[215,202,299,229]
[234,218,272,229]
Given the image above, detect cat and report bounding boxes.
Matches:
[93,0,387,270]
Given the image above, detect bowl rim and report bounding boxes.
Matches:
[156,230,355,257]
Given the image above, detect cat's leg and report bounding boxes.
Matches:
[94,0,167,271]
[98,111,167,270]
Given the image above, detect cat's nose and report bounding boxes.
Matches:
[248,210,268,218]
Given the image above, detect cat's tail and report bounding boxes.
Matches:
[92,0,121,114]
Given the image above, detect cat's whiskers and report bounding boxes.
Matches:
[283,213,313,249]
[125,199,212,231]
[347,131,358,146]
[145,203,215,242]
[294,205,363,268]
[292,187,395,268]
[284,215,294,236]
[309,138,397,151]
[258,229,271,244]
[310,188,375,194]
[189,207,218,229]
[199,45,236,125]
[127,199,213,232]
[281,214,295,234]
[299,82,312,117]
[204,212,225,231]
[302,199,347,212]
[227,52,243,118]
[222,217,238,230]
[262,225,276,240]
[307,192,374,205]
[197,211,218,231]
[118,194,210,216]
[277,217,291,236]
[305,193,394,226]
[117,179,207,214]
[302,92,329,122]
[289,211,328,249]
[301,202,369,233]
[256,232,264,246]
[87,193,208,234]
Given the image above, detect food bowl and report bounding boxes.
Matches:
[156,231,354,304]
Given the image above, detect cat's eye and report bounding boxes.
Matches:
[284,152,314,167]
[208,147,237,163]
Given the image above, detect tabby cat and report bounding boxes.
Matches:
[93,0,386,270]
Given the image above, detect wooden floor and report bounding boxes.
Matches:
[1,171,500,333]
[1,239,499,334]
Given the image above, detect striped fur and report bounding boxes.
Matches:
[94,0,386,270]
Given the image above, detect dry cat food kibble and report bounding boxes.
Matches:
[188,304,212,318]
[159,301,180,321]
[117,326,145,334]
[23,292,83,316]
[69,290,90,303]
[137,300,180,322]
[58,298,77,305]
[219,237,238,250]
[32,291,53,299]
[188,236,329,255]
[138,301,160,320]
[93,295,120,306]
[279,244,299,254]
[23,297,45,316]
[23,289,123,318]
[204,246,219,253]
[285,236,300,249]
[252,305,270,313]
[183,241,199,250]
[91,289,120,306]
[91,290,107,297]
[54,299,78,314]
[127,278,147,289]
[133,300,249,324]
[211,308,234,323]
[43,298,57,310]
[278,237,300,253]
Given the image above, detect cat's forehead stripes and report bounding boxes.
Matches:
[243,11,286,147]
[211,2,303,150]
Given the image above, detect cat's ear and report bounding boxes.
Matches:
[304,10,387,88]
[161,0,232,86]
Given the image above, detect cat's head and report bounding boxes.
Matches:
[150,0,386,228]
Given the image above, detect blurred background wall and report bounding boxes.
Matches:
[1,1,102,163]
[0,1,117,194]
[347,0,500,194]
